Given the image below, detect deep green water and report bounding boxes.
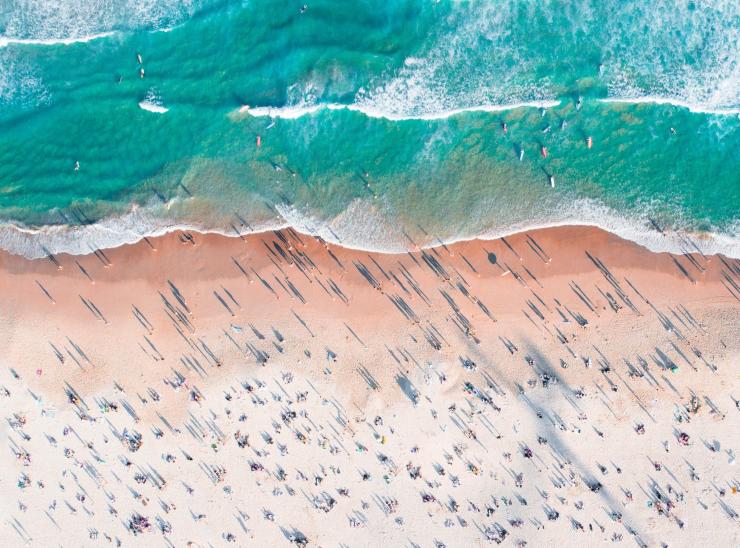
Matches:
[0,0,738,257]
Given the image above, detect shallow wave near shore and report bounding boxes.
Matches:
[1,195,737,261]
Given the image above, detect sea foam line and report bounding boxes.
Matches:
[240,100,562,122]
[241,95,740,122]
[0,32,116,48]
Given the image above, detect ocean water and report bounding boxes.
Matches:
[0,0,738,258]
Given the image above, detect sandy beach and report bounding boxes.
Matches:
[0,225,738,547]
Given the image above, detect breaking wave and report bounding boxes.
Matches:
[0,197,737,261]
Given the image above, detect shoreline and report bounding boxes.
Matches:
[1,207,738,262]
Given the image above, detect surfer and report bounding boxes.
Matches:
[540,146,548,159]
[139,68,145,79]
[74,161,80,172]
[137,53,143,64]
[256,135,262,148]
[549,175,555,188]
[519,147,524,161]
[501,122,507,135]
[576,97,582,111]
[587,136,593,149]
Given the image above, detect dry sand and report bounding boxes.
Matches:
[0,225,738,547]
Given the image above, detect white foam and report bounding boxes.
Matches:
[138,100,169,113]
[245,104,324,119]
[138,89,169,113]
[240,100,561,122]
[347,101,562,121]
[0,32,116,48]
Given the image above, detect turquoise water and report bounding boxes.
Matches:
[0,0,738,257]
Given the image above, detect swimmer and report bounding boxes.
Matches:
[501,122,507,134]
[74,161,80,172]
[139,67,145,79]
[300,4,308,13]
[540,146,548,158]
[256,135,261,147]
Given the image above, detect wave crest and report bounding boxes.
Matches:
[240,100,562,122]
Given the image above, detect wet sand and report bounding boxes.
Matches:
[0,225,738,546]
